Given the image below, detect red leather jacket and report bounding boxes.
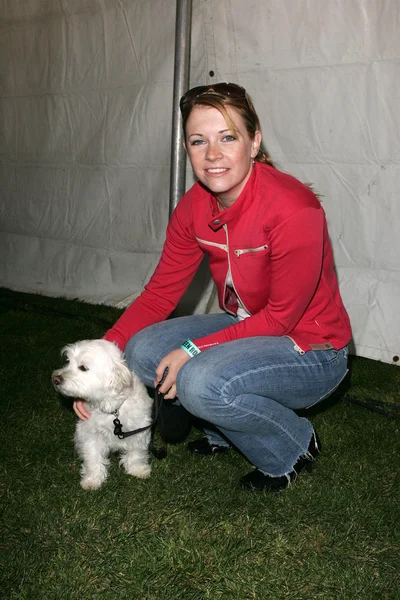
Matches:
[104,163,352,353]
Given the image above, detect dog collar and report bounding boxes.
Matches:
[112,414,151,440]
[111,385,167,460]
[112,384,163,441]
[111,400,153,440]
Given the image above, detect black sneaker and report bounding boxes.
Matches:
[240,469,291,492]
[187,437,230,456]
[240,430,321,492]
[292,430,321,476]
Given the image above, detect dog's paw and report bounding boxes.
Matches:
[80,476,105,490]
[125,464,152,479]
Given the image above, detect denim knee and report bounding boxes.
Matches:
[176,358,215,420]
[124,330,153,383]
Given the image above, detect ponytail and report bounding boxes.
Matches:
[255,149,276,169]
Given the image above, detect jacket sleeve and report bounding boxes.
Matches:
[193,206,325,350]
[103,197,204,350]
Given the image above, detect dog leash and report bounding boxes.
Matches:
[112,384,167,460]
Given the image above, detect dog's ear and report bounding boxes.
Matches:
[112,361,133,392]
[61,345,72,359]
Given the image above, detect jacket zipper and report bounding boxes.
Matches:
[234,244,268,257]
[223,225,251,315]
[195,237,228,252]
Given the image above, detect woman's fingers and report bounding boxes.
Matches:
[73,399,90,420]
[163,383,177,401]
[155,348,192,396]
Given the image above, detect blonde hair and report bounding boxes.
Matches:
[181,90,276,169]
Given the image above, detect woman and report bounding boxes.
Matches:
[75,83,351,492]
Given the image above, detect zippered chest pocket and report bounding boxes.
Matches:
[234,243,269,258]
[196,237,228,253]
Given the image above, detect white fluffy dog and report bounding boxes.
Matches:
[52,339,153,490]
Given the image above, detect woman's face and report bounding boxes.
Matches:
[184,105,261,208]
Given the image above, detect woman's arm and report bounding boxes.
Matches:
[103,195,204,350]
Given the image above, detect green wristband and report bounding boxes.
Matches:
[181,339,201,358]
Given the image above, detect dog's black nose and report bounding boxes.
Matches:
[53,375,63,385]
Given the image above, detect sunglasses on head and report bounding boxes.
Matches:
[179,82,248,113]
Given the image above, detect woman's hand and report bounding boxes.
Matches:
[73,399,91,421]
[155,348,191,400]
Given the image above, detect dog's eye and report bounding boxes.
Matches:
[78,365,88,372]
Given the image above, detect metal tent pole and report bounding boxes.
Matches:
[169,0,193,216]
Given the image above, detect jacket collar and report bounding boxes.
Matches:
[207,163,258,231]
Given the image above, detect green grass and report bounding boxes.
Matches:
[0,288,399,600]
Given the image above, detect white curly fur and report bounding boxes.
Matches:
[52,339,153,490]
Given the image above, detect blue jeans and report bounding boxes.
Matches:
[125,314,348,477]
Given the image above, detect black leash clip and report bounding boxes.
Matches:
[110,384,168,458]
[113,417,125,439]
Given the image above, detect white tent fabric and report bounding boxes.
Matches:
[0,0,399,365]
